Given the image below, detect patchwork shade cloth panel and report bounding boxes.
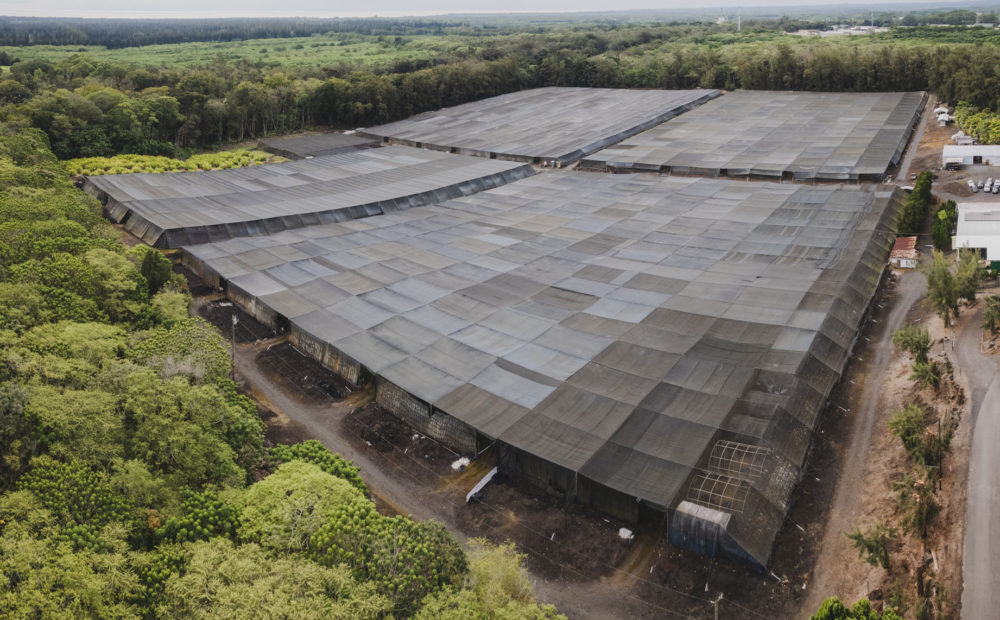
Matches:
[582,90,926,181]
[82,145,533,248]
[183,171,902,565]
[357,87,721,166]
[257,132,380,159]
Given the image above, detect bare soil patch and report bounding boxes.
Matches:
[256,342,354,402]
[193,296,277,343]
[455,471,634,583]
[805,291,970,617]
[909,108,953,175]
[342,403,459,467]
[113,223,145,247]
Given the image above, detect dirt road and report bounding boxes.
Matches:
[896,95,936,182]
[955,304,1000,620]
[235,337,697,618]
[799,269,926,614]
[235,338,452,525]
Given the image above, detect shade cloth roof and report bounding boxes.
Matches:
[357,87,720,166]
[82,145,533,247]
[184,171,902,564]
[582,90,926,181]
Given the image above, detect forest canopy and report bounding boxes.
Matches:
[0,123,564,618]
[2,19,1000,157]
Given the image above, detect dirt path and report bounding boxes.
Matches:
[799,269,926,614]
[896,94,936,182]
[235,336,686,618]
[955,302,1000,619]
[235,337,450,525]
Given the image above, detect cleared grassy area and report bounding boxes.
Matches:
[1,32,461,69]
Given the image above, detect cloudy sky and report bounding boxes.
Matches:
[0,0,961,19]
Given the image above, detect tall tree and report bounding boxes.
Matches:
[922,250,959,327]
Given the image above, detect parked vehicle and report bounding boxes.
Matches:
[993,183,999,194]
[987,180,994,193]
[969,179,979,193]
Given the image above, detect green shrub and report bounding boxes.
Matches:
[62,149,278,176]
[237,461,362,551]
[155,490,240,544]
[892,323,930,363]
[269,440,368,496]
[17,461,134,528]
[310,497,467,616]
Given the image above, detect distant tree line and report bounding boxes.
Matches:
[2,22,1000,158]
[0,17,477,48]
[899,9,996,27]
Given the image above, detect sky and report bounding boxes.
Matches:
[0,0,967,19]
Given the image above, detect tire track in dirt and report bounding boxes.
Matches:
[799,270,926,614]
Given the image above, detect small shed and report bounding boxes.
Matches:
[890,236,919,269]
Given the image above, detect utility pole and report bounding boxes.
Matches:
[231,313,238,380]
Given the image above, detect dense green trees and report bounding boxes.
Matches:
[0,121,562,618]
[236,461,362,552]
[983,295,1000,332]
[310,497,468,616]
[269,439,368,496]
[4,21,1000,157]
[897,172,933,235]
[954,103,1000,144]
[158,539,391,618]
[931,200,956,251]
[923,250,961,327]
[417,540,565,619]
[64,149,274,176]
[0,16,470,48]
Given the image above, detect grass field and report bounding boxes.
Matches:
[0,32,464,69]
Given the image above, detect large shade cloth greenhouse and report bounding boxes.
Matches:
[184,172,902,566]
[582,91,927,182]
[356,87,721,166]
[258,132,379,159]
[82,146,533,248]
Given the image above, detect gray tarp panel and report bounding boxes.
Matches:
[184,171,903,567]
[258,132,380,159]
[358,87,720,166]
[582,91,927,182]
[82,146,533,247]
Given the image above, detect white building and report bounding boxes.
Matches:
[953,203,1000,265]
[942,145,1000,168]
